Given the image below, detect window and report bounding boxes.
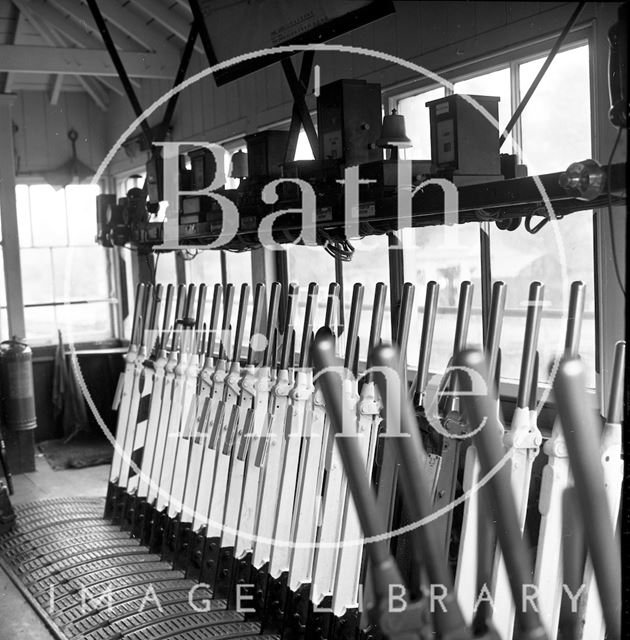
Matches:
[16,184,119,345]
[394,42,595,386]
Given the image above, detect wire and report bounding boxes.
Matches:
[607,126,625,297]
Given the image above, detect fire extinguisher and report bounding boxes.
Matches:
[0,338,37,431]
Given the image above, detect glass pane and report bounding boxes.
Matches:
[57,301,114,342]
[155,252,178,285]
[224,251,251,288]
[402,223,484,373]
[491,210,596,387]
[24,305,57,344]
[186,250,223,329]
[294,129,315,161]
[287,245,337,343]
[16,184,32,247]
[52,247,109,301]
[397,86,445,160]
[519,44,591,173]
[186,250,222,287]
[343,235,392,362]
[65,185,100,245]
[454,67,511,141]
[28,185,68,247]
[21,248,54,305]
[495,43,596,386]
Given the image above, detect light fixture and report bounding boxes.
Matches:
[43,129,94,189]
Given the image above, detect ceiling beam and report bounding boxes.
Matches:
[131,0,203,55]
[13,0,139,91]
[0,44,178,78]
[97,0,181,56]
[18,4,109,111]
[4,8,26,93]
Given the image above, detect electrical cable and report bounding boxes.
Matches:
[606,126,625,297]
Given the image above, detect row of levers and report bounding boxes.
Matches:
[103,277,622,640]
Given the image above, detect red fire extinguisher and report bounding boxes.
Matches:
[0,338,37,431]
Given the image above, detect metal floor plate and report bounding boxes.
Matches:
[0,498,280,640]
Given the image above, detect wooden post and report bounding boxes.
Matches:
[0,94,26,339]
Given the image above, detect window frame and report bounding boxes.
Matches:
[382,30,596,398]
[6,180,124,348]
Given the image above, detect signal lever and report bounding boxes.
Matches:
[312,329,473,639]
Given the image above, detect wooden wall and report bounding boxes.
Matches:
[12,90,108,177]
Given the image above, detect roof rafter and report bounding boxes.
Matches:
[0,44,179,78]
[131,0,203,55]
[97,0,181,56]
[17,4,109,111]
[49,0,146,54]
[13,0,138,93]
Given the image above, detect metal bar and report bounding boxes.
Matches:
[455,348,548,639]
[281,57,319,160]
[553,357,621,640]
[372,344,470,639]
[311,330,393,566]
[284,51,315,163]
[85,0,153,148]
[411,281,439,405]
[516,282,544,408]
[479,222,492,341]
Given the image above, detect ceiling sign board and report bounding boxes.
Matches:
[189,0,395,85]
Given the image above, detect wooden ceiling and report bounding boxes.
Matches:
[0,0,203,111]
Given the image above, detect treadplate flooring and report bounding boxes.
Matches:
[0,498,279,640]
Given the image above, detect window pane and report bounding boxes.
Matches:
[454,67,511,140]
[343,235,392,362]
[155,252,178,285]
[491,211,596,387]
[66,185,100,245]
[403,224,484,372]
[294,129,315,161]
[52,247,109,301]
[519,45,591,173]
[397,87,445,159]
[28,185,68,247]
[21,248,54,305]
[497,43,595,386]
[186,250,222,287]
[224,251,251,288]
[57,301,114,342]
[287,245,337,332]
[24,305,57,344]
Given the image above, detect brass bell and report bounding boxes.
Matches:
[230,149,249,179]
[376,109,412,149]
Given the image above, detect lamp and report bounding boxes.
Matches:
[43,129,94,189]
[376,109,412,160]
